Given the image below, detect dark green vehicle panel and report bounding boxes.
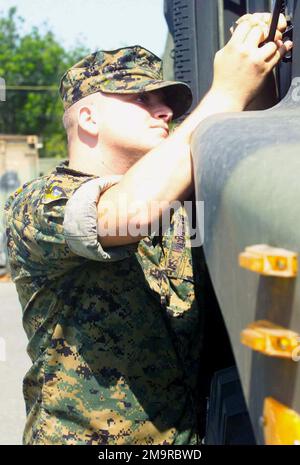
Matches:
[192,82,300,444]
[164,0,300,444]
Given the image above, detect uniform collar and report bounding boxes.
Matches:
[55,160,95,177]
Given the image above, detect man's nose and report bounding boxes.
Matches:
[152,103,173,122]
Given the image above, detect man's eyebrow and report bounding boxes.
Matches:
[131,91,146,97]
[117,92,144,99]
[120,92,148,102]
[120,90,167,104]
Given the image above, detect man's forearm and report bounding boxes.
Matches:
[97,89,245,246]
[176,89,245,144]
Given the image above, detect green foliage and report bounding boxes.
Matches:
[0,7,89,157]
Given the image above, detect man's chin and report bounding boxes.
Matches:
[128,138,167,156]
[146,135,169,149]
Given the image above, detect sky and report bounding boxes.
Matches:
[0,0,169,57]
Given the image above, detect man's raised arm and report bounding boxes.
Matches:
[97,13,292,247]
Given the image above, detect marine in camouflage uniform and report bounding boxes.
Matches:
[4,46,204,445]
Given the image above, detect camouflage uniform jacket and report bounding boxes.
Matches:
[4,162,203,445]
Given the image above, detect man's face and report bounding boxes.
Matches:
[96,89,173,158]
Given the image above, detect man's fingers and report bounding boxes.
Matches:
[252,12,286,30]
[257,41,278,61]
[258,38,293,62]
[247,12,271,25]
[243,22,282,47]
[273,30,283,42]
[264,40,293,68]
[244,25,267,47]
[277,13,288,32]
[237,12,287,31]
[231,17,282,46]
[246,28,283,47]
[232,12,287,40]
[235,14,252,25]
[258,42,278,62]
[229,20,258,44]
[235,13,270,25]
[230,19,271,44]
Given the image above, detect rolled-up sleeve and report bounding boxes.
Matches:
[63,176,136,262]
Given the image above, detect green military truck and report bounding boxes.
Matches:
[0,135,59,276]
[0,135,40,275]
[164,0,300,445]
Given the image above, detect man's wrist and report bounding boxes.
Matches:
[174,86,246,145]
[206,87,247,113]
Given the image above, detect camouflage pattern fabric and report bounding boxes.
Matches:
[59,46,193,119]
[4,162,203,445]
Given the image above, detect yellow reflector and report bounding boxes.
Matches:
[263,398,300,445]
[240,320,300,359]
[239,244,298,277]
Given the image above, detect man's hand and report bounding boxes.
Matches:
[211,12,293,108]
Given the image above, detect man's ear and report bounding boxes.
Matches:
[78,106,99,136]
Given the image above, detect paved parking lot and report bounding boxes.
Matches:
[0,281,31,445]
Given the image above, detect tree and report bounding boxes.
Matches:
[0,7,88,157]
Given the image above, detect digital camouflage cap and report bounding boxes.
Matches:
[59,45,193,119]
